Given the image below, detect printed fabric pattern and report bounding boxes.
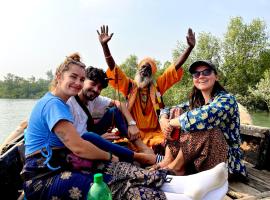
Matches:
[161,91,247,176]
[23,155,167,200]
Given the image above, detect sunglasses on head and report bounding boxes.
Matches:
[191,68,213,79]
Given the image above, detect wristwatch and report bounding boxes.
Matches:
[128,120,137,126]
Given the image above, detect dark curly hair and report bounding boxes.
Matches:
[85,66,108,89]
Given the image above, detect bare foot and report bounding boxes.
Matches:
[134,139,154,154]
[157,146,174,168]
[158,155,173,169]
[160,147,185,175]
[163,161,185,175]
[148,153,174,172]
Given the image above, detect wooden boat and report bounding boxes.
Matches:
[225,124,270,200]
[0,122,270,200]
[0,121,26,200]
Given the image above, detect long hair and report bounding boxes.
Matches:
[49,53,86,91]
[189,81,227,109]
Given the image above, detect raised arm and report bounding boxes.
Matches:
[97,25,116,70]
[174,28,196,71]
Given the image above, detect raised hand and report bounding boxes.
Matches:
[174,28,195,70]
[97,25,114,45]
[186,28,196,48]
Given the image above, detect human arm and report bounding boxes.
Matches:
[169,117,181,127]
[54,120,118,162]
[159,102,189,136]
[179,93,237,132]
[101,132,121,141]
[159,108,173,138]
[0,120,27,154]
[174,28,196,71]
[111,100,140,141]
[97,25,116,70]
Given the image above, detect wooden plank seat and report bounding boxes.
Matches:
[225,124,270,200]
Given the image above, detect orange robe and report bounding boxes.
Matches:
[106,64,184,147]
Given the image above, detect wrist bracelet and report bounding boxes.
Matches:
[128,120,137,126]
[108,152,112,162]
[159,116,168,123]
[105,55,112,59]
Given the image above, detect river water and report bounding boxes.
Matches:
[0,99,37,144]
[0,99,269,144]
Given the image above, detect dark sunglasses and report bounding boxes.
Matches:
[192,68,213,79]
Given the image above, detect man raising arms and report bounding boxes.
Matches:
[97,25,195,149]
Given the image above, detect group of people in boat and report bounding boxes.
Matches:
[21,25,247,200]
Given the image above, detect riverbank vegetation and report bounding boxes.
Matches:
[0,17,269,112]
[0,71,53,99]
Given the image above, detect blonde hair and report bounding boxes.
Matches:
[50,52,86,91]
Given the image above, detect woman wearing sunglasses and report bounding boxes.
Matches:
[158,60,247,180]
[22,54,229,200]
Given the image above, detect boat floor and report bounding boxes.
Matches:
[225,161,270,200]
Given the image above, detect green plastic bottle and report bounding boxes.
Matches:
[87,173,112,200]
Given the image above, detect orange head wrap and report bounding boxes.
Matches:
[138,57,157,74]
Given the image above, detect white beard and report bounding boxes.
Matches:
[134,71,153,88]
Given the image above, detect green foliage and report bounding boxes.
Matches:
[222,17,269,95]
[165,32,222,106]
[0,72,51,99]
[119,54,138,79]
[167,17,270,111]
[195,32,222,68]
[101,85,126,102]
[162,83,192,106]
[235,94,267,111]
[46,70,54,82]
[248,69,270,111]
[1,16,269,114]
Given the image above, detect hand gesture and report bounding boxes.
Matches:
[128,125,140,141]
[97,25,114,45]
[101,132,120,142]
[111,155,119,162]
[186,28,196,48]
[159,117,173,139]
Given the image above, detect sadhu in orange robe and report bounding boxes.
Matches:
[106,58,184,147]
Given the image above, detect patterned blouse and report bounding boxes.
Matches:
[160,91,247,176]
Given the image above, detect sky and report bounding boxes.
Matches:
[0,0,269,80]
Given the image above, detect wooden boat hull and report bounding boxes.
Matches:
[240,124,270,170]
[0,141,24,199]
